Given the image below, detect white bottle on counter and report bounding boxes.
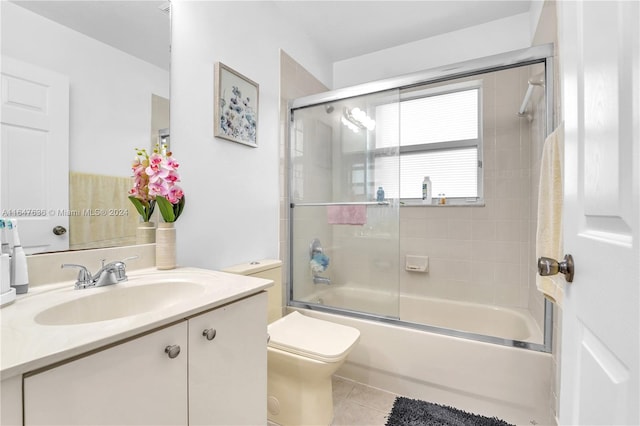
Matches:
[422,176,432,204]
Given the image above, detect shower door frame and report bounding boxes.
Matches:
[287,43,555,353]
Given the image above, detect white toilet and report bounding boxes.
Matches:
[223,259,360,426]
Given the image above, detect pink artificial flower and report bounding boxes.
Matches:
[165,170,180,183]
[149,153,163,166]
[148,181,169,197]
[129,144,185,221]
[147,165,170,183]
[167,186,184,204]
[132,163,145,176]
[166,157,179,168]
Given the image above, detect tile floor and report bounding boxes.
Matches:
[331,376,398,426]
[267,376,398,426]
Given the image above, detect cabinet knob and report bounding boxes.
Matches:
[164,345,181,359]
[202,328,217,341]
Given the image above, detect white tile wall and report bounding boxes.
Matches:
[398,66,545,322]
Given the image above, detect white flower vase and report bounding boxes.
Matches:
[156,222,176,270]
[136,221,156,244]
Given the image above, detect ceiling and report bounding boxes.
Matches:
[10,0,533,69]
[9,0,171,70]
[274,1,533,62]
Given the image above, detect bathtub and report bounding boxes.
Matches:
[303,286,544,344]
[292,286,554,425]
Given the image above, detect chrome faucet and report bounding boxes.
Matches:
[62,256,137,289]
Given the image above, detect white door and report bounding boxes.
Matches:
[1,56,69,253]
[558,1,639,424]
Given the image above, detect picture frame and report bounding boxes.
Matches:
[214,62,259,148]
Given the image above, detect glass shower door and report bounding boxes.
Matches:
[289,89,400,318]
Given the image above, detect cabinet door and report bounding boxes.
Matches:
[1,375,22,425]
[189,292,267,425]
[24,322,188,426]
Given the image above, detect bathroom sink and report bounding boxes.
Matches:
[34,281,206,326]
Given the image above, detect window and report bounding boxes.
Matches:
[374,81,482,203]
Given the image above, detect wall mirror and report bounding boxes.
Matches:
[1,1,170,254]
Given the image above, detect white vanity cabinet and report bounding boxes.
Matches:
[24,321,189,426]
[189,291,267,425]
[22,292,267,426]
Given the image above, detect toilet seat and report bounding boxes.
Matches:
[268,311,360,363]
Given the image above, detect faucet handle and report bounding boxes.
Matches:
[61,264,93,288]
[105,255,137,282]
[112,263,128,282]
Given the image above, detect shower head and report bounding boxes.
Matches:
[528,73,545,87]
[518,72,545,118]
[324,105,334,114]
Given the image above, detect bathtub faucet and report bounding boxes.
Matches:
[313,276,331,285]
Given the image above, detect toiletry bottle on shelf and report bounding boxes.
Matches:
[8,219,29,294]
[422,176,432,204]
[376,186,385,202]
[439,193,447,205]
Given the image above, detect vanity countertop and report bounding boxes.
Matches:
[0,267,272,380]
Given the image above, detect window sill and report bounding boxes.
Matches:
[399,199,485,207]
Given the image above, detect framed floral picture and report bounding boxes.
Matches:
[214,62,259,147]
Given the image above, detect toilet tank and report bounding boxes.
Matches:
[222,259,283,323]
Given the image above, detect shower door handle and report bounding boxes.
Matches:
[537,254,574,283]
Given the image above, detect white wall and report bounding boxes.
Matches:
[333,13,532,88]
[1,2,170,177]
[170,1,332,270]
[528,0,547,44]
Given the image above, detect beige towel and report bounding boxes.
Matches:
[69,172,139,250]
[535,124,564,306]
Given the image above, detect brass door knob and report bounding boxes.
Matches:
[53,225,67,235]
[537,254,574,283]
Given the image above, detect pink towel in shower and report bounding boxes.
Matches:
[327,205,367,225]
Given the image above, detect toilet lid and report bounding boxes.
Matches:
[268,312,360,362]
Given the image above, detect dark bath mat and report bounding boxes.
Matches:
[385,396,515,426]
